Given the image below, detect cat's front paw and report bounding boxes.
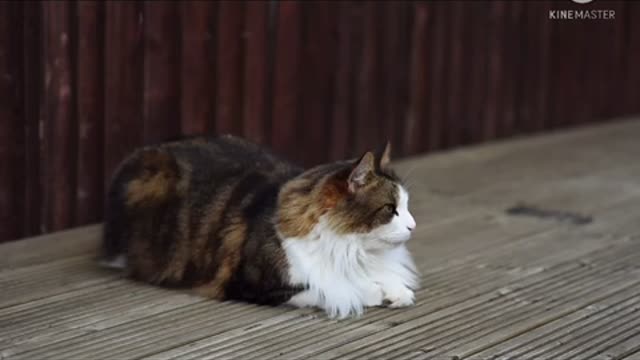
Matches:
[384,287,415,308]
[363,284,384,307]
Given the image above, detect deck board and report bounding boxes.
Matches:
[2,118,640,359]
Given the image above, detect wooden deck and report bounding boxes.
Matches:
[2,119,640,360]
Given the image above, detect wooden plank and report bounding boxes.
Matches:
[15,303,286,360]
[524,310,640,360]
[270,1,301,161]
[103,1,144,187]
[179,1,215,136]
[75,1,104,225]
[394,119,640,198]
[389,276,639,358]
[592,335,640,360]
[0,224,101,269]
[143,1,180,144]
[469,291,640,358]
[0,1,25,242]
[319,242,640,359]
[215,1,244,136]
[242,1,269,145]
[1,290,205,358]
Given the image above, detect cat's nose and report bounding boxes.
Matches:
[407,215,416,232]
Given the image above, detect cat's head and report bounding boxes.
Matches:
[277,142,416,248]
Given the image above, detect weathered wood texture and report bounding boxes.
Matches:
[1,1,639,242]
[2,119,640,359]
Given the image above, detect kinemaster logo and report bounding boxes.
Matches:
[549,0,615,20]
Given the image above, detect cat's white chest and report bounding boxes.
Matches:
[281,221,418,319]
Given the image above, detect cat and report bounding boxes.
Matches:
[100,134,418,319]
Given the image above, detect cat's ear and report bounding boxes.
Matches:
[379,141,392,170]
[348,152,375,193]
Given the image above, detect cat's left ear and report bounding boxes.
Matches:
[348,152,375,193]
[378,141,392,170]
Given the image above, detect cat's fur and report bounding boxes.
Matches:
[101,134,418,319]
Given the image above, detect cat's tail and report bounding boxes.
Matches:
[100,148,180,268]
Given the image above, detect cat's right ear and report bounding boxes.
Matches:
[348,152,375,193]
[379,141,392,170]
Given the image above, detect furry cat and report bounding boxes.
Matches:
[100,134,418,319]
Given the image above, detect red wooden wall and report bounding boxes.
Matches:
[1,0,639,243]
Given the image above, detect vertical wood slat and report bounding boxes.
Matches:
[353,2,382,155]
[516,0,540,134]
[104,2,144,188]
[179,1,215,136]
[43,1,76,232]
[215,1,244,136]
[536,0,553,131]
[574,6,591,126]
[270,1,302,161]
[626,2,640,115]
[0,1,25,241]
[445,0,465,148]
[456,2,479,145]
[547,1,563,130]
[426,1,450,151]
[242,1,270,145]
[299,1,336,166]
[466,0,490,143]
[329,2,357,161]
[561,3,581,128]
[483,1,507,141]
[602,1,626,119]
[143,1,180,144]
[501,1,523,137]
[22,1,42,237]
[381,1,412,159]
[75,1,104,225]
[405,1,429,156]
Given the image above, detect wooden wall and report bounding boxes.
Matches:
[1,0,639,243]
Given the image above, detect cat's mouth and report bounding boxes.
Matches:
[383,234,412,245]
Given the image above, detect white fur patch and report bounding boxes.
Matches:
[282,185,419,319]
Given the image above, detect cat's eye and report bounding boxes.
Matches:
[385,204,399,216]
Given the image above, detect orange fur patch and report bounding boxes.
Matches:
[125,150,178,208]
[194,220,247,299]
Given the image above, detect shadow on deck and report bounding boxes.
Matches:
[2,118,640,360]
